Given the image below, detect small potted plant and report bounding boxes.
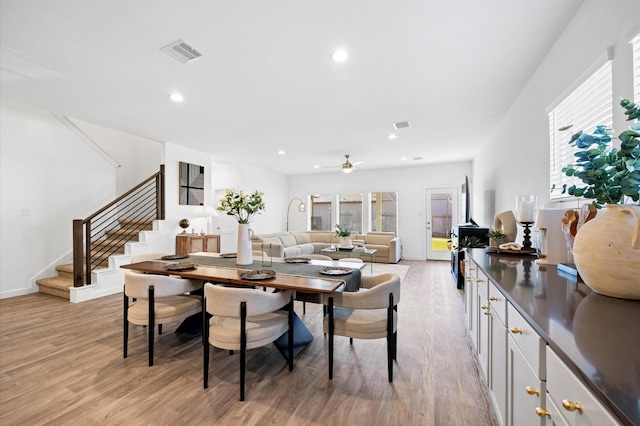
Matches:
[487,230,508,249]
[335,224,353,248]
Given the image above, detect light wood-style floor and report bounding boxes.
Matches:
[0,260,497,426]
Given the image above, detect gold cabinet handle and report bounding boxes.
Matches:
[510,327,523,334]
[484,310,491,316]
[525,386,540,396]
[481,305,488,310]
[562,400,583,413]
[489,296,498,301]
[477,278,484,282]
[535,408,550,418]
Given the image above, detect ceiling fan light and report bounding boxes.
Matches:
[342,165,353,173]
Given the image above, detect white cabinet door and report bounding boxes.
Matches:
[467,262,479,351]
[546,348,619,426]
[490,308,507,426]
[508,336,545,426]
[477,272,490,378]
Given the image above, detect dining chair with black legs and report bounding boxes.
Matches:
[123,271,202,366]
[203,283,294,401]
[323,273,401,382]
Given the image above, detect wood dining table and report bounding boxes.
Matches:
[121,254,361,359]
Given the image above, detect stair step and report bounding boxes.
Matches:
[118,218,154,227]
[36,276,72,299]
[105,228,146,238]
[37,216,155,300]
[92,238,135,249]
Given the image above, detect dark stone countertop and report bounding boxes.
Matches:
[467,249,640,426]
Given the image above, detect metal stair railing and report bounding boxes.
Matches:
[72,165,165,287]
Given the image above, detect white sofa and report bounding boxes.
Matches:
[251,231,401,263]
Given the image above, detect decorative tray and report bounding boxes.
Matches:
[319,266,353,276]
[220,253,237,258]
[285,257,311,263]
[337,246,355,251]
[487,247,538,256]
[163,262,197,271]
[161,254,189,260]
[240,270,276,280]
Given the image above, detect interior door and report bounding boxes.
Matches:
[426,188,457,260]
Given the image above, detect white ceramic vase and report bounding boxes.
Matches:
[339,236,352,248]
[573,204,640,300]
[236,223,254,265]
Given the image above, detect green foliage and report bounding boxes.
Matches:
[556,99,640,208]
[487,230,507,239]
[217,188,265,223]
[335,224,352,237]
[459,236,486,248]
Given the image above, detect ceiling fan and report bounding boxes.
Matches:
[322,154,363,174]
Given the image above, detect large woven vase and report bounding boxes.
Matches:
[236,223,254,265]
[573,204,640,300]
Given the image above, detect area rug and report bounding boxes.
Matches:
[362,262,410,281]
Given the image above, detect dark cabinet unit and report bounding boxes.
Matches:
[450,224,489,289]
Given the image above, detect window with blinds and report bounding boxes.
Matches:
[633,33,640,102]
[548,61,613,200]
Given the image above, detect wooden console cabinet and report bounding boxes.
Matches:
[175,234,220,255]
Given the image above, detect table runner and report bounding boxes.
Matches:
[165,255,362,292]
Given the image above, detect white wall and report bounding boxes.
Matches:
[160,145,289,250]
[474,1,640,231]
[72,118,162,196]
[288,161,472,260]
[0,101,116,297]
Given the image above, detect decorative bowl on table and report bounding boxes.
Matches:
[163,262,197,271]
[319,266,353,276]
[240,270,276,280]
[285,257,311,263]
[161,254,189,260]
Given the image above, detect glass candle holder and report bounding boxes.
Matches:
[516,195,537,223]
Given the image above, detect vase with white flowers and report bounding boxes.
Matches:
[217,189,265,265]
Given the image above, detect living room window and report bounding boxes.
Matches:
[338,193,363,234]
[369,192,398,234]
[548,59,612,200]
[310,194,332,231]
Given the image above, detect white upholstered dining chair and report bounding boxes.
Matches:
[203,283,294,401]
[123,271,202,366]
[323,273,401,382]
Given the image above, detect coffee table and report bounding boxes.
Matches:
[320,247,377,274]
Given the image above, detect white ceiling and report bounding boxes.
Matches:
[0,0,583,175]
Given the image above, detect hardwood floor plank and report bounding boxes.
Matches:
[0,260,497,425]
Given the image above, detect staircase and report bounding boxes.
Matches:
[36,218,153,300]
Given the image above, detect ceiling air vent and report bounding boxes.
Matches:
[393,121,410,129]
[160,40,203,64]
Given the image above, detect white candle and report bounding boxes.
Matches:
[516,195,536,223]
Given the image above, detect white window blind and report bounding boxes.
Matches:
[549,61,613,200]
[633,33,640,102]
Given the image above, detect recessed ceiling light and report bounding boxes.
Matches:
[330,49,348,62]
[168,93,184,102]
[400,157,407,161]
[314,165,320,169]
[278,150,286,155]
[389,134,397,140]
